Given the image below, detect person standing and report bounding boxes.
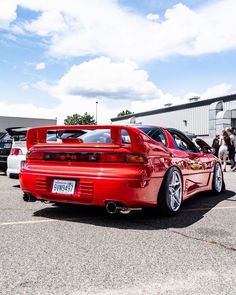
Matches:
[226,127,236,171]
[212,135,220,157]
[218,130,230,172]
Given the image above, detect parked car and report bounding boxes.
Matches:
[6,127,29,178]
[20,125,224,215]
[6,128,87,178]
[0,132,13,173]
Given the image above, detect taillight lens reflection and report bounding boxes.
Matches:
[98,153,146,163]
[11,148,23,156]
[99,153,126,162]
[27,151,44,160]
[126,154,146,163]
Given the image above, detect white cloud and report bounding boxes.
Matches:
[4,0,235,61]
[25,10,67,36]
[0,97,117,125]
[0,0,17,28]
[1,82,234,125]
[1,1,235,125]
[35,62,46,70]
[53,57,160,100]
[0,101,54,120]
[147,13,160,22]
[131,83,234,114]
[33,80,50,91]
[195,83,233,100]
[19,82,30,91]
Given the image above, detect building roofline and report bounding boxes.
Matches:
[111,93,236,122]
[0,115,57,121]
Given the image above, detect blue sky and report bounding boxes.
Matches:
[0,0,235,123]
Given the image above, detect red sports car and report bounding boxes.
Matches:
[20,125,224,215]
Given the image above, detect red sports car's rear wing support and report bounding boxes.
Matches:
[26,125,150,154]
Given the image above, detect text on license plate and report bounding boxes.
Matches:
[52,179,76,195]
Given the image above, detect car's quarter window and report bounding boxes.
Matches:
[138,126,167,146]
[149,129,167,146]
[167,129,199,153]
[121,129,131,144]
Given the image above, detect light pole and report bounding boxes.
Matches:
[95,101,98,124]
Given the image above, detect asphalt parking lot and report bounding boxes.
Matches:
[0,172,235,295]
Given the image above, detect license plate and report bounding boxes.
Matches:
[52,179,76,195]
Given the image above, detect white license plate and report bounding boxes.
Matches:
[52,179,76,195]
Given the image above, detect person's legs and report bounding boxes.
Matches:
[228,146,235,169]
[219,147,228,172]
[222,153,227,172]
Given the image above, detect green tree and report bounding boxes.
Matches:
[117,109,134,117]
[64,112,96,125]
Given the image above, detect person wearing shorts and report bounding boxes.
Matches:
[218,130,230,172]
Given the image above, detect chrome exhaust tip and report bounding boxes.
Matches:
[106,202,118,214]
[105,202,142,215]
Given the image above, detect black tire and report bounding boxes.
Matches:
[212,162,224,194]
[157,167,183,216]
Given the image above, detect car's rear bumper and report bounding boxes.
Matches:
[20,165,162,208]
[7,155,26,177]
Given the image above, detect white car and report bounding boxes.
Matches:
[7,128,28,178]
[6,128,88,177]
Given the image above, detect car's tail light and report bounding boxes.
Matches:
[98,153,147,163]
[26,151,147,164]
[126,154,146,163]
[11,148,23,156]
[44,153,98,162]
[98,153,126,162]
[27,151,45,160]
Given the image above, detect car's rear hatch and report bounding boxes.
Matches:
[25,125,168,172]
[6,127,28,156]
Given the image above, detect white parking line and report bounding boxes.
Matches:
[0,217,90,226]
[0,219,57,226]
[0,206,236,226]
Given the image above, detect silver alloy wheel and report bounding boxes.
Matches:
[215,163,223,192]
[168,171,182,211]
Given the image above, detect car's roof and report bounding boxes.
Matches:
[132,124,165,130]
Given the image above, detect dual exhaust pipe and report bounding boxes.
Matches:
[23,193,49,204]
[105,201,141,215]
[23,193,37,202]
[23,194,140,215]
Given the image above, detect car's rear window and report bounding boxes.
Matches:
[79,129,111,143]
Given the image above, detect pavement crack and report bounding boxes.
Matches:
[168,229,236,252]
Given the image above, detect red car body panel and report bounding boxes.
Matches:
[20,125,219,208]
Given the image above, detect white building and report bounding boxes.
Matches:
[111,94,236,139]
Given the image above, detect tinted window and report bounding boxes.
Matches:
[137,126,156,136]
[80,130,111,143]
[168,129,199,153]
[138,126,167,146]
[149,129,166,146]
[1,134,11,142]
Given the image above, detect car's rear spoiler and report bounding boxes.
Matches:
[26,125,160,154]
[6,127,29,137]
